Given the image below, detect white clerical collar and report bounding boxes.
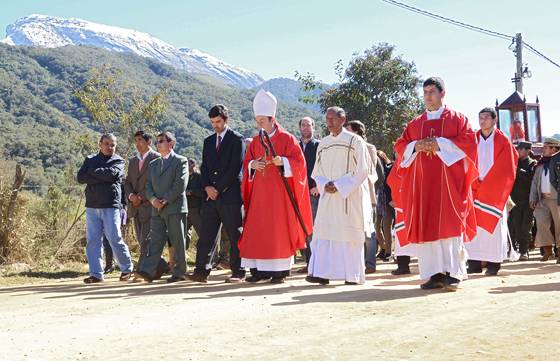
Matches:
[162,150,174,160]
[426,105,445,120]
[217,126,229,140]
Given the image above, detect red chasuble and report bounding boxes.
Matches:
[391,107,478,246]
[473,129,518,233]
[238,125,313,260]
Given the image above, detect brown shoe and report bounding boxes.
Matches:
[365,267,376,274]
[187,272,208,283]
[134,271,153,283]
[541,246,554,261]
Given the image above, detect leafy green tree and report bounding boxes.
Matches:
[74,66,169,159]
[297,43,423,152]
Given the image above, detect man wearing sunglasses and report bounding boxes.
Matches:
[136,131,189,283]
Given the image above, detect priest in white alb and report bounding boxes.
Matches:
[465,107,518,275]
[306,106,373,285]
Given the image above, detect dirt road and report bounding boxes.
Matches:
[1,257,559,361]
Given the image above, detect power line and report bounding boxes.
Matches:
[381,0,513,41]
[522,41,560,69]
[382,0,560,71]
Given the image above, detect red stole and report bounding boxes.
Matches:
[391,107,478,246]
[239,126,313,259]
[473,129,518,233]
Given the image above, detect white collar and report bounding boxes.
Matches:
[217,126,229,139]
[426,105,445,120]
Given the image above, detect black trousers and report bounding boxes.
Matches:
[468,259,501,272]
[194,200,244,277]
[250,268,290,278]
[508,204,534,255]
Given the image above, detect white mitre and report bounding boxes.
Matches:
[253,89,277,118]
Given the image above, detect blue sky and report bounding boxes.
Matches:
[1,0,559,135]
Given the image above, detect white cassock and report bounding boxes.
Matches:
[465,131,509,263]
[308,129,373,284]
[399,106,469,280]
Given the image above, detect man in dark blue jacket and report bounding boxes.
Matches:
[77,133,133,284]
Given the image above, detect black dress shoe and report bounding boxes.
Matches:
[376,250,386,259]
[83,276,103,284]
[305,275,330,285]
[391,267,411,275]
[420,274,445,290]
[103,265,115,274]
[187,273,208,283]
[270,277,285,284]
[167,275,187,283]
[485,269,499,276]
[443,275,460,291]
[467,260,483,274]
[245,275,270,283]
[344,281,358,285]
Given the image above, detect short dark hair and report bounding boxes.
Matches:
[479,107,497,119]
[346,120,366,139]
[299,116,315,127]
[134,130,152,142]
[208,104,229,121]
[99,133,116,143]
[423,77,445,92]
[157,131,176,144]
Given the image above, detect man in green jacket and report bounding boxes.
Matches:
[137,131,189,283]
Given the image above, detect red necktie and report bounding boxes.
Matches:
[216,135,222,152]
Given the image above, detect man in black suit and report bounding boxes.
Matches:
[298,117,320,271]
[188,104,246,283]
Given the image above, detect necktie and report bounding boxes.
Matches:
[216,135,222,152]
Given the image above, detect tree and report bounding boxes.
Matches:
[0,164,26,263]
[74,66,169,159]
[297,43,423,152]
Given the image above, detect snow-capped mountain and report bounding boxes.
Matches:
[2,14,264,88]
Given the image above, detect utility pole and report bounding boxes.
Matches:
[514,33,523,93]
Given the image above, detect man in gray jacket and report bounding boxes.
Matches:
[530,137,560,262]
[137,131,189,283]
[124,130,171,279]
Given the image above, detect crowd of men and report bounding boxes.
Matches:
[77,77,560,291]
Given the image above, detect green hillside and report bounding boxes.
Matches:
[0,44,317,189]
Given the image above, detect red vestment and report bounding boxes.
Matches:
[473,129,518,233]
[239,126,313,259]
[391,107,478,246]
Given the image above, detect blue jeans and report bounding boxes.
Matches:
[364,208,378,269]
[85,208,133,279]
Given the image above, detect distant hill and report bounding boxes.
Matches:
[0,44,317,188]
[255,77,330,113]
